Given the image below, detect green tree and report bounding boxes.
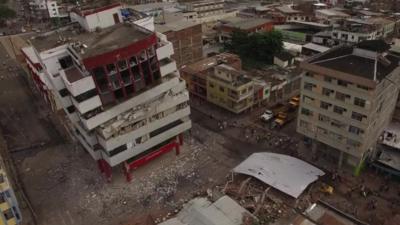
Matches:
[0,5,16,20]
[224,29,283,65]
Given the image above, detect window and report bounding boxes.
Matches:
[109,144,127,156]
[299,120,310,129]
[118,60,127,70]
[351,112,365,121]
[349,125,363,135]
[129,56,138,67]
[150,120,183,137]
[3,208,14,220]
[324,76,333,83]
[209,82,215,88]
[338,80,350,87]
[320,101,331,110]
[354,97,366,107]
[347,139,361,147]
[318,114,330,123]
[329,131,344,141]
[304,72,313,78]
[58,56,73,69]
[219,86,225,92]
[73,89,97,103]
[303,82,315,91]
[303,95,314,104]
[106,64,116,74]
[59,88,69,97]
[357,85,369,91]
[335,92,349,101]
[331,119,345,129]
[0,193,5,204]
[317,127,328,135]
[322,88,333,96]
[66,106,75,114]
[333,106,346,114]
[301,108,313,116]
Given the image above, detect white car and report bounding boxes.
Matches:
[260,110,274,122]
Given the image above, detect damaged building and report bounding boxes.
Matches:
[21,2,191,181]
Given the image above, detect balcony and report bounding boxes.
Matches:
[61,67,96,97]
[156,41,174,61]
[71,96,102,114]
[101,120,192,167]
[160,58,177,77]
[98,106,190,151]
[81,75,181,130]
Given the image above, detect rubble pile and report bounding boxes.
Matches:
[221,175,289,225]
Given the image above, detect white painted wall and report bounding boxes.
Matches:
[98,93,190,150]
[71,6,123,32]
[160,60,177,77]
[103,120,191,166]
[72,95,102,114]
[47,0,60,18]
[60,70,96,96]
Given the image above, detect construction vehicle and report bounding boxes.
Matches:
[289,95,300,109]
[273,111,296,128]
[320,183,334,195]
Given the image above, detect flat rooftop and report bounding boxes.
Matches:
[30,23,153,58]
[155,12,199,33]
[308,43,400,81]
[220,17,272,30]
[181,53,240,76]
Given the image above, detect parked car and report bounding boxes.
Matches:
[260,110,274,123]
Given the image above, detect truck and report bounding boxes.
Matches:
[273,111,296,128]
[289,95,300,109]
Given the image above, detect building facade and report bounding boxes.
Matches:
[156,21,203,68]
[21,3,191,181]
[206,64,254,113]
[183,0,224,18]
[297,41,400,169]
[181,53,241,100]
[0,135,22,225]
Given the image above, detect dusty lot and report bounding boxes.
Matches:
[0,39,399,225]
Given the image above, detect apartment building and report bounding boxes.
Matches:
[0,136,22,225]
[216,17,274,43]
[297,40,400,170]
[207,64,254,113]
[181,53,241,100]
[331,18,389,43]
[28,0,68,20]
[183,0,225,18]
[21,3,191,181]
[155,13,203,68]
[0,167,21,225]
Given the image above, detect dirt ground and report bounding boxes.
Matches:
[14,123,240,225]
[0,38,399,225]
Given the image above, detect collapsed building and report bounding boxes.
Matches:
[21,2,191,181]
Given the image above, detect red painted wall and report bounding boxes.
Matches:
[82,34,157,70]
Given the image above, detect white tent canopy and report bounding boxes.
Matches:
[233,153,325,198]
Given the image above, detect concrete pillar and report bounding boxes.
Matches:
[311,140,318,155]
[123,162,132,183]
[338,151,344,169]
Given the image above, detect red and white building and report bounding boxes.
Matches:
[21,3,191,182]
